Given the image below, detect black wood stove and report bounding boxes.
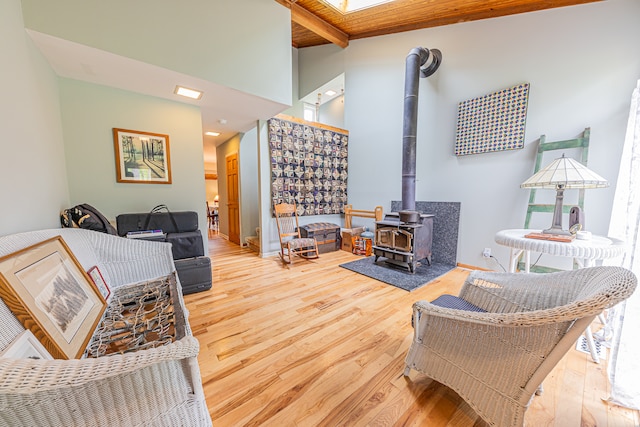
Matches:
[372,46,441,274]
[373,212,433,273]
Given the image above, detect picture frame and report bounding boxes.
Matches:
[454,83,530,156]
[113,128,172,184]
[0,329,53,360]
[0,236,107,359]
[88,266,111,301]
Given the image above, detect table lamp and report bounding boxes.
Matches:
[520,154,608,235]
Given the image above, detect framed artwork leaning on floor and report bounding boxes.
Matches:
[0,236,107,359]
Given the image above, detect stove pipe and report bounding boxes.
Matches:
[401,47,442,212]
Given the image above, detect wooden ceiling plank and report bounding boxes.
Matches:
[347,0,599,41]
[284,0,601,49]
[290,3,349,48]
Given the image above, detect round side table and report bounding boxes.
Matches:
[495,229,626,363]
[495,229,625,274]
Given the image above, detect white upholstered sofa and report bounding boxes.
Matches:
[0,228,212,426]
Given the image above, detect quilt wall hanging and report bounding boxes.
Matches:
[454,83,530,156]
[268,114,348,217]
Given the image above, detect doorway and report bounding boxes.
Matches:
[226,152,240,244]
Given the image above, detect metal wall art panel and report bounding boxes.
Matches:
[454,83,530,156]
[268,115,348,217]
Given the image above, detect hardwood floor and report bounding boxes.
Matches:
[185,235,640,426]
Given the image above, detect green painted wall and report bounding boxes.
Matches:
[20,0,292,106]
[59,79,208,241]
[239,127,260,247]
[0,0,69,235]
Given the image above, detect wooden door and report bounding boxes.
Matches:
[226,153,240,244]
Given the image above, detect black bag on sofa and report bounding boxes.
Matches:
[116,205,198,236]
[116,205,204,260]
[61,204,118,235]
[167,231,204,260]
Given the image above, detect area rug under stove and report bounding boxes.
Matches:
[339,256,456,292]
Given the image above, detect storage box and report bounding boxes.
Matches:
[352,235,373,256]
[299,222,341,253]
[341,227,366,252]
[175,256,212,295]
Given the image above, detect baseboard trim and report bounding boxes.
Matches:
[456,263,491,271]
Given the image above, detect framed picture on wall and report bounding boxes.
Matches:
[0,236,107,359]
[113,128,172,184]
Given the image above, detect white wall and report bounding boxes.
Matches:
[20,0,292,106]
[258,120,278,255]
[319,94,345,130]
[298,44,345,101]
[299,0,640,268]
[240,126,260,245]
[59,79,208,241]
[0,0,70,235]
[281,48,305,119]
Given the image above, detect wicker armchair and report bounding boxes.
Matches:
[404,267,637,427]
[0,228,212,426]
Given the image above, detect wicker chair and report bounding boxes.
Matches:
[0,228,212,427]
[274,202,319,264]
[403,267,637,427]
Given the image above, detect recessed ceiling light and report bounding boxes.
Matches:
[205,131,221,137]
[325,90,337,96]
[174,85,203,100]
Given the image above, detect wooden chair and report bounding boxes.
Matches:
[206,201,218,232]
[274,203,319,264]
[206,201,214,229]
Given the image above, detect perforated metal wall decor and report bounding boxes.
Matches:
[454,83,530,156]
[268,114,348,217]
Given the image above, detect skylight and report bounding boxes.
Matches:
[322,0,394,14]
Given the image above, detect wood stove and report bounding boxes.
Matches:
[373,212,433,273]
[371,47,441,274]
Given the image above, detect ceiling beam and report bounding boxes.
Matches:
[276,0,349,48]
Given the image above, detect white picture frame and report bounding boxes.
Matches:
[0,330,53,360]
[88,266,111,301]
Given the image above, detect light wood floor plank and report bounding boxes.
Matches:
[185,234,640,426]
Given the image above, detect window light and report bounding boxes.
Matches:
[322,0,394,14]
[303,103,316,122]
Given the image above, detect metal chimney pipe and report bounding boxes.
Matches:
[401,47,442,213]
